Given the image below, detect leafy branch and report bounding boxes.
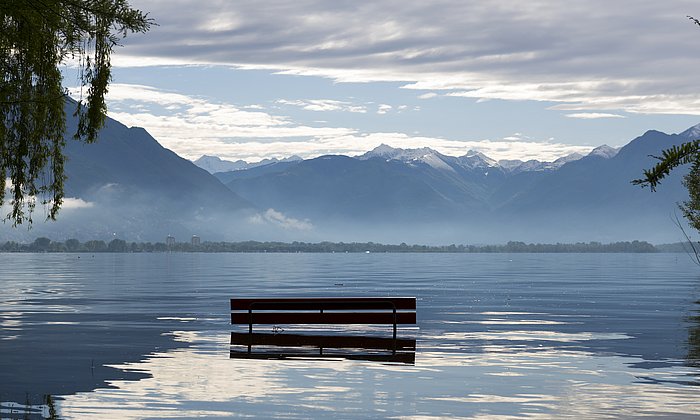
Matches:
[631,140,700,191]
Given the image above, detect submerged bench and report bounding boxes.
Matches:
[230,297,416,339]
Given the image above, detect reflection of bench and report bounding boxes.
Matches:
[230,297,417,363]
[230,332,416,364]
[230,297,416,339]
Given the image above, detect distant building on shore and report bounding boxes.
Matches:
[166,235,175,246]
[191,235,201,246]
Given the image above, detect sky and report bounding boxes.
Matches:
[67,0,700,163]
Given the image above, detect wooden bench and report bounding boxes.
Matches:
[230,297,416,339]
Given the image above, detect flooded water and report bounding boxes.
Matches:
[1,253,699,418]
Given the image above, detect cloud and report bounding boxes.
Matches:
[276,99,367,113]
[92,84,590,162]
[88,84,356,160]
[248,209,313,230]
[4,179,94,211]
[0,195,93,223]
[565,113,626,119]
[61,198,95,210]
[502,135,524,141]
[118,0,700,115]
[377,104,392,114]
[418,93,438,99]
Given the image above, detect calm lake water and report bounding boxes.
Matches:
[1,253,699,419]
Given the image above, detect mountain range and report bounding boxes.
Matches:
[1,104,696,244]
[212,129,693,244]
[194,154,302,174]
[196,145,609,176]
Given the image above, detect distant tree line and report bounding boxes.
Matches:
[0,238,672,253]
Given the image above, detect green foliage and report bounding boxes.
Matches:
[632,140,700,191]
[65,237,81,251]
[0,0,151,225]
[84,239,106,251]
[633,140,700,243]
[107,237,126,252]
[31,236,51,251]
[680,160,700,232]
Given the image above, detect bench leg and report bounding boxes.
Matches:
[248,308,253,353]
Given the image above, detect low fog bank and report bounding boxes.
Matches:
[298,218,690,246]
[0,195,257,244]
[2,202,689,247]
[2,171,690,245]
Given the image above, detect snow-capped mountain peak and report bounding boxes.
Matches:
[360,144,455,171]
[496,152,584,174]
[679,123,700,140]
[457,150,498,169]
[365,144,399,158]
[587,145,618,159]
[553,152,584,166]
[361,145,586,174]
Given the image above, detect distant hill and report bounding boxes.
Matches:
[194,154,302,174]
[495,129,689,242]
[193,155,251,173]
[1,103,255,242]
[213,160,302,184]
[219,144,598,225]
[227,155,483,222]
[63,121,249,212]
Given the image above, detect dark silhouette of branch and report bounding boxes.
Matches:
[632,140,700,191]
[672,212,700,266]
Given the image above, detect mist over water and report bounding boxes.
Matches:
[4,192,690,245]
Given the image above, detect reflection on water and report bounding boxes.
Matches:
[230,332,417,364]
[687,300,700,373]
[1,395,57,419]
[54,330,700,419]
[2,253,700,418]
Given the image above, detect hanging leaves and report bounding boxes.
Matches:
[0,0,152,225]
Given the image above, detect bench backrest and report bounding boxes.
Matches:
[231,297,416,325]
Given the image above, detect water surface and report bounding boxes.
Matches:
[1,253,699,418]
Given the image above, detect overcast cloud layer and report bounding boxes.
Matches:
[98,83,593,162]
[122,0,700,115]
[82,1,700,162]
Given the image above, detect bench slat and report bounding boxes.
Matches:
[231,297,415,311]
[231,312,416,325]
[232,301,407,311]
